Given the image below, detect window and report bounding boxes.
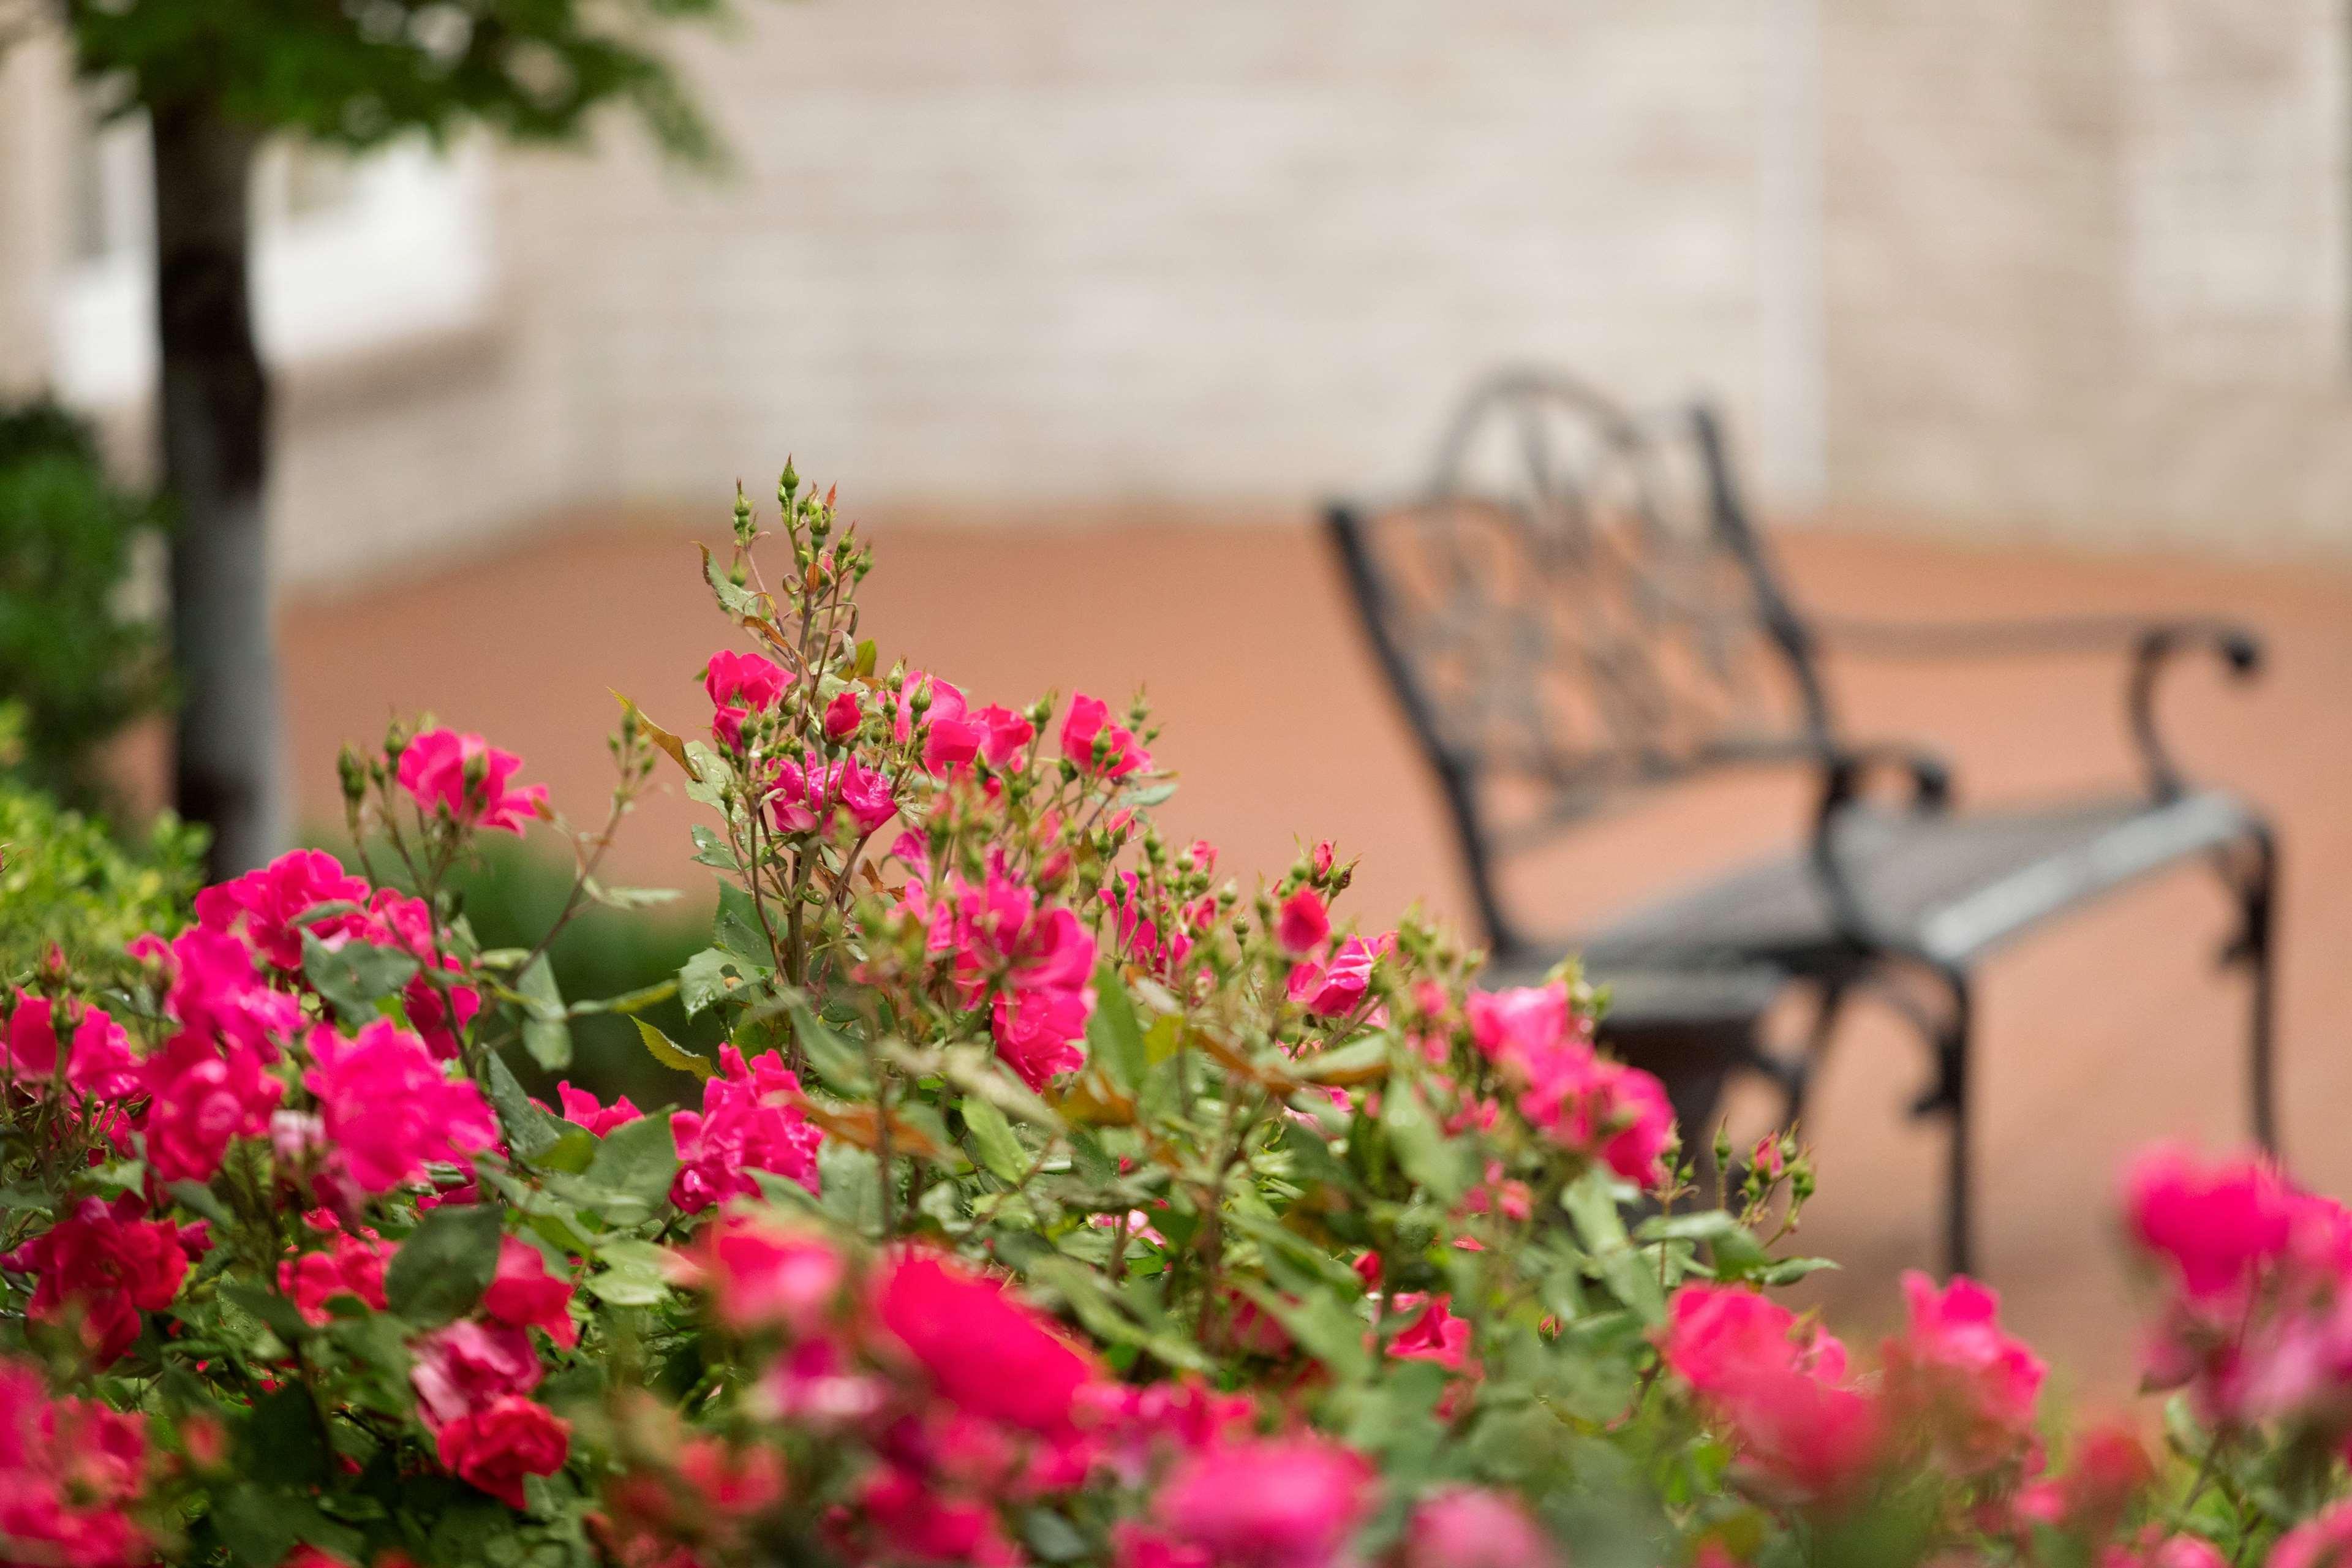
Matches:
[51,99,494,407]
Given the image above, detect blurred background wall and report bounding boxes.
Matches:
[5,0,2345,594]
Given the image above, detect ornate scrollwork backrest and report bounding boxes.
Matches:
[1339,372,1830,856]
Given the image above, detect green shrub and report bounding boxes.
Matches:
[0,397,168,807]
[0,767,202,987]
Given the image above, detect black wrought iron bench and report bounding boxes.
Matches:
[1326,368,2278,1276]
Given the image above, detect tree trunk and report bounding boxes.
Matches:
[150,99,285,880]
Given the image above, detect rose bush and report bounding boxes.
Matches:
[1,467,2345,1568]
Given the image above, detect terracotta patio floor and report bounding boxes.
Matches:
[277,507,2352,1403]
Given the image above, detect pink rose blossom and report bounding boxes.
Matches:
[1152,1434,1374,1568]
[277,1231,391,1326]
[1469,982,1675,1188]
[1883,1270,2046,1471]
[1287,934,1376,1018]
[2102,1530,2230,1568]
[556,1080,644,1136]
[0,1356,152,1568]
[194,848,369,972]
[141,1033,285,1185]
[2125,1145,2294,1306]
[1401,1487,1560,1568]
[669,1046,823,1213]
[908,868,1097,1090]
[3,1197,197,1367]
[975,704,1036,767]
[1061,692,1151,780]
[396,728,548,834]
[705,649,791,748]
[303,1020,497,1194]
[5,994,139,1102]
[1660,1283,1881,1499]
[766,753,897,837]
[874,1251,1102,1435]
[434,1395,569,1509]
[2272,1503,2352,1568]
[823,687,864,742]
[694,1210,846,1334]
[410,1319,543,1430]
[484,1237,578,1349]
[1275,889,1331,955]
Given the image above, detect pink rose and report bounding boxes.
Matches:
[396,729,547,835]
[1883,1270,2045,1472]
[669,1046,823,1213]
[303,1020,498,1194]
[1287,935,1376,1018]
[194,849,370,972]
[1152,1434,1374,1568]
[1401,1487,1560,1568]
[410,1319,542,1430]
[0,1357,152,1568]
[695,1211,846,1335]
[873,1251,1101,1435]
[141,1034,285,1185]
[823,687,864,742]
[974,704,1036,767]
[556,1080,643,1136]
[483,1237,578,1350]
[1660,1284,1881,1499]
[705,649,791,748]
[434,1395,569,1510]
[277,1231,391,1327]
[5,994,140,1102]
[1274,889,1330,955]
[2124,1145,2293,1306]
[1061,693,1150,780]
[4,1197,197,1367]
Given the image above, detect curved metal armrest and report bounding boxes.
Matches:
[1814,614,2264,801]
[1806,740,1956,952]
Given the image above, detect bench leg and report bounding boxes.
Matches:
[2239,827,2280,1156]
[1937,969,1975,1280]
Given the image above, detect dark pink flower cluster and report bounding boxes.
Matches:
[668,1045,824,1213]
[406,1237,579,1506]
[3,1196,203,1367]
[1662,1270,2046,1503]
[3,993,138,1103]
[707,650,792,749]
[1061,693,1152,781]
[766,752,897,837]
[398,728,548,835]
[2127,1146,2352,1441]
[1467,982,1676,1188]
[0,1355,151,1568]
[907,866,1098,1090]
[304,1019,499,1196]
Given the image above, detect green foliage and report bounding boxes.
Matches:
[55,0,733,160]
[0,399,168,807]
[340,832,718,1109]
[0,764,201,987]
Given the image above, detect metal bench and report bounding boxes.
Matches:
[1327,368,2278,1276]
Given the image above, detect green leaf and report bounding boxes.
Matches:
[212,1484,300,1567]
[569,978,682,1016]
[578,1114,679,1224]
[221,1282,312,1343]
[486,1050,568,1161]
[301,933,418,1025]
[167,1178,235,1227]
[784,994,870,1094]
[384,1204,503,1326]
[714,880,772,963]
[701,541,763,619]
[1119,780,1178,809]
[961,1096,1028,1185]
[1381,1079,1472,1205]
[585,879,684,910]
[690,824,739,870]
[635,1017,714,1081]
[680,946,764,1019]
[586,1239,674,1307]
[514,952,571,1070]
[1086,965,1148,1093]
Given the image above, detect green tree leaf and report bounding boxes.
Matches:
[384,1204,504,1326]
[635,1016,714,1080]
